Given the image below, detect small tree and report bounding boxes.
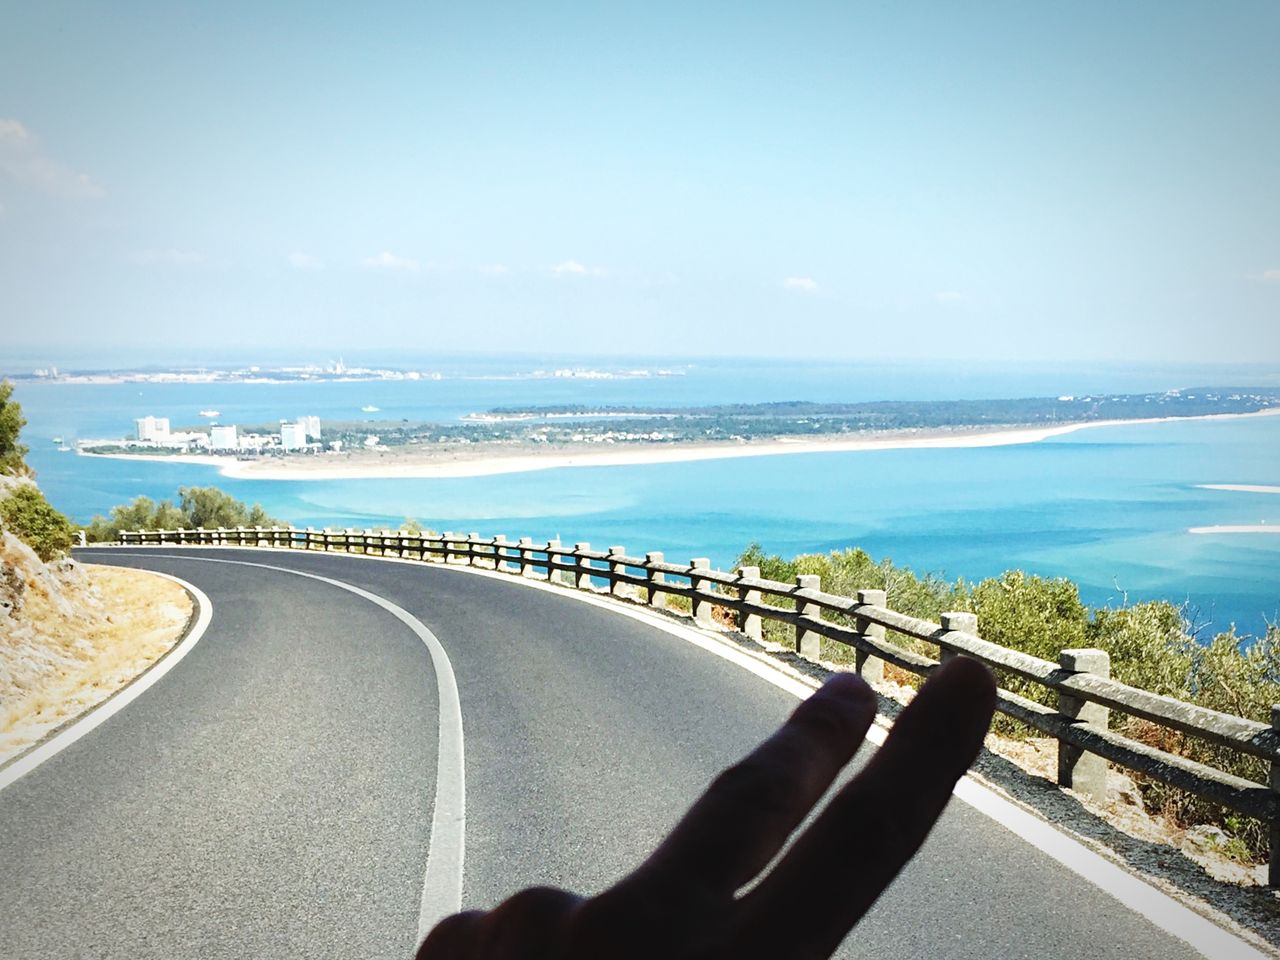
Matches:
[178,486,277,529]
[0,485,76,560]
[0,380,31,476]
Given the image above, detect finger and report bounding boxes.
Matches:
[730,657,996,959]
[473,887,581,957]
[627,673,877,901]
[416,909,484,959]
[417,888,582,960]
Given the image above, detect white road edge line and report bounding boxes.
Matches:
[88,547,1271,960]
[0,571,212,792]
[109,554,468,942]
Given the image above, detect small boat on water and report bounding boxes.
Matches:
[361,405,380,413]
[199,409,221,417]
[52,436,63,444]
[57,444,72,452]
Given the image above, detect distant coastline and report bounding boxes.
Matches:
[78,407,1280,481]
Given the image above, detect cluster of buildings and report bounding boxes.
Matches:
[125,414,329,455]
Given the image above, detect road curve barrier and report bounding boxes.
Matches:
[112,525,1280,884]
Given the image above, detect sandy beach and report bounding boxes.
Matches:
[80,407,1280,482]
[1188,525,1280,534]
[1197,484,1280,495]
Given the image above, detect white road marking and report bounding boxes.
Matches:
[93,546,1271,960]
[0,571,212,792]
[76,552,467,942]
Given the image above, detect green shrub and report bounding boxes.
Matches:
[84,487,280,542]
[735,541,1280,861]
[0,484,76,560]
[1086,601,1196,697]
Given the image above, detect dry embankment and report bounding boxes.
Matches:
[0,534,192,765]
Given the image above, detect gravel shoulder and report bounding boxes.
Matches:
[0,558,192,766]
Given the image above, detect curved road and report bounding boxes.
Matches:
[0,548,1247,958]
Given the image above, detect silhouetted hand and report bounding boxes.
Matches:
[416,656,996,960]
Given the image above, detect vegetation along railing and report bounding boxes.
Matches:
[114,525,1280,883]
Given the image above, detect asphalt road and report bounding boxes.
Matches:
[0,547,1227,959]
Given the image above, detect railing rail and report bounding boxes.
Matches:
[113,525,1280,882]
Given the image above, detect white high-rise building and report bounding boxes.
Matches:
[210,425,238,450]
[302,415,321,440]
[134,416,171,442]
[280,421,307,450]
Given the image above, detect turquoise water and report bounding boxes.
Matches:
[10,361,1280,637]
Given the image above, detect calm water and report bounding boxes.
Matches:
[10,358,1280,638]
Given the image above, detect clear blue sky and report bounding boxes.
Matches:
[2,1,1277,363]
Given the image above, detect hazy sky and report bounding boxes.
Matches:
[2,1,1278,363]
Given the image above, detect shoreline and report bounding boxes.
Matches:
[78,407,1280,482]
[1188,525,1280,535]
[1197,484,1280,495]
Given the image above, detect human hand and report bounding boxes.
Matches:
[417,656,996,960]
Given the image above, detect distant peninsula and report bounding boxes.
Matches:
[76,387,1280,481]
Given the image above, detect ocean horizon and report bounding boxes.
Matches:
[10,356,1280,639]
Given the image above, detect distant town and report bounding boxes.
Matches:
[80,414,343,458]
[15,359,686,385]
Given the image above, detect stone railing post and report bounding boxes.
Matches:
[574,542,592,589]
[545,539,561,582]
[469,532,482,567]
[796,574,822,659]
[737,565,762,641]
[518,537,533,576]
[939,611,977,666]
[1270,706,1280,887]
[494,534,510,572]
[607,546,627,597]
[645,552,666,608]
[690,558,714,627]
[855,589,887,682]
[1057,648,1111,803]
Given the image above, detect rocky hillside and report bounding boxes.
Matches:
[0,475,192,764]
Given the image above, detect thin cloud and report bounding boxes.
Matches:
[551,259,605,277]
[288,252,322,270]
[935,290,964,303]
[0,118,104,199]
[129,248,205,266]
[363,251,420,272]
[782,276,819,293]
[1255,269,1280,283]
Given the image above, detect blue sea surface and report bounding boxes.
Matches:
[11,359,1280,638]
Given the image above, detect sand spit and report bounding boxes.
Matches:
[81,407,1280,483]
[1198,484,1280,495]
[1188,525,1280,535]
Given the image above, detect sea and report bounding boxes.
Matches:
[8,353,1280,640]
